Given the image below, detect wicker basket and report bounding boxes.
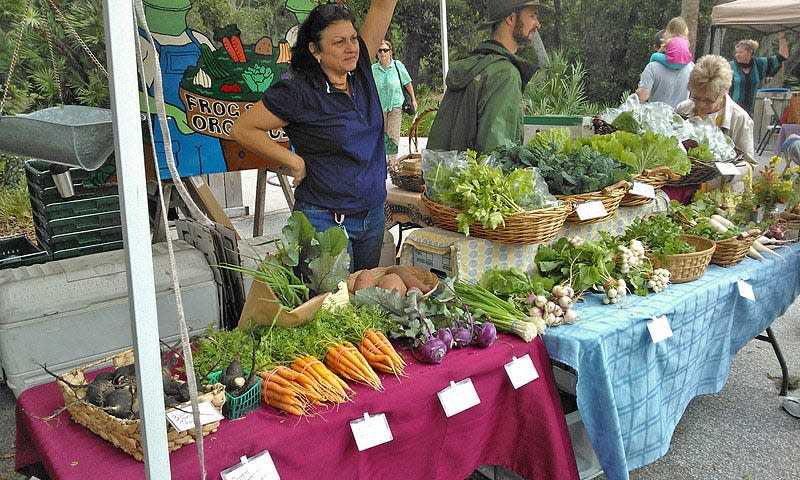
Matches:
[646,234,716,283]
[348,265,439,298]
[620,167,680,207]
[388,155,424,192]
[421,194,571,244]
[667,148,744,187]
[555,181,628,224]
[58,350,226,461]
[711,231,758,267]
[389,109,436,192]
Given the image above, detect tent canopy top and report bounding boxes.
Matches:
[712,0,800,34]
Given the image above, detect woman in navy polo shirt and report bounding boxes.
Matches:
[232,0,397,271]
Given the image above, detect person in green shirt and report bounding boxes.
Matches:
[372,39,416,166]
[427,0,551,154]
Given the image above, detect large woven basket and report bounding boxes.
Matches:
[421,194,571,244]
[667,147,744,187]
[57,350,226,461]
[646,234,716,283]
[711,231,758,267]
[620,167,680,207]
[555,181,628,224]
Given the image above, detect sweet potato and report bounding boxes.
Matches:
[386,265,430,294]
[353,270,377,291]
[377,273,407,296]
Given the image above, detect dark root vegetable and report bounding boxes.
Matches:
[105,388,133,419]
[451,326,473,348]
[413,337,448,364]
[222,357,246,392]
[473,322,497,348]
[436,327,454,351]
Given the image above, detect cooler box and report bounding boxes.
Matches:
[0,240,220,397]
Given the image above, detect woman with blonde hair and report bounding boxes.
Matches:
[730,31,788,115]
[371,39,417,166]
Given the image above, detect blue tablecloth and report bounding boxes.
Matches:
[542,244,800,480]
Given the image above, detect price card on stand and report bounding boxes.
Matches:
[629,182,656,198]
[647,315,673,343]
[165,401,223,432]
[575,201,607,221]
[438,378,481,417]
[737,280,756,301]
[716,162,741,176]
[504,354,539,389]
[350,412,393,451]
[220,451,281,480]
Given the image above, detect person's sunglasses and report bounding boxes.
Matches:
[378,48,391,53]
[690,95,721,106]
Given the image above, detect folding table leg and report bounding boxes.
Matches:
[755,326,789,396]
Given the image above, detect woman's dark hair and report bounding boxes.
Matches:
[291,3,357,82]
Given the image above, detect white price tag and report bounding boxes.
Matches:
[349,412,393,451]
[220,451,281,480]
[629,182,656,198]
[437,378,481,417]
[716,162,741,176]
[504,354,539,389]
[647,315,673,343]
[165,401,223,432]
[575,201,608,221]
[737,279,756,301]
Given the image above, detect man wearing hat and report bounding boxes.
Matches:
[427,0,551,154]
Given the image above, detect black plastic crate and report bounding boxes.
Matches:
[24,160,93,190]
[0,235,51,270]
[33,209,122,237]
[26,178,118,206]
[30,194,121,223]
[50,240,124,260]
[35,224,123,253]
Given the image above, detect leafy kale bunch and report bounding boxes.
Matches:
[275,211,351,296]
[488,143,557,175]
[619,214,694,262]
[533,145,632,195]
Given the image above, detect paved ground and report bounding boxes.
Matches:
[2,144,798,479]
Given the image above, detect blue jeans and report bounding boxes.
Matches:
[293,201,386,272]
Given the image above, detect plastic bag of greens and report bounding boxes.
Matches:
[674,120,737,162]
[421,149,468,203]
[510,167,559,210]
[599,94,683,137]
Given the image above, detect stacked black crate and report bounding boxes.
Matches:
[25,160,123,260]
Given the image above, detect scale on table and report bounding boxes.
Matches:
[0,0,112,197]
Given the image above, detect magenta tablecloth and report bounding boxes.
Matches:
[16,335,579,480]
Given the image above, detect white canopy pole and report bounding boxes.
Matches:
[439,0,449,91]
[102,1,171,477]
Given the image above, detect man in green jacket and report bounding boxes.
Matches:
[427,0,550,154]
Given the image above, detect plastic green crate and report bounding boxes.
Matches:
[24,160,92,189]
[36,224,123,253]
[49,240,124,260]
[0,235,50,269]
[26,178,118,206]
[33,209,121,237]
[30,194,120,222]
[208,370,263,420]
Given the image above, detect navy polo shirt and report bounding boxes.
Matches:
[262,37,387,215]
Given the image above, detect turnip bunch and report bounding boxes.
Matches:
[602,278,628,305]
[617,239,645,274]
[647,268,671,293]
[526,284,578,326]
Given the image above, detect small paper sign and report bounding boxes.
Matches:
[220,451,281,480]
[575,201,608,221]
[437,378,481,417]
[716,162,741,176]
[737,279,756,301]
[165,401,223,432]
[647,315,673,344]
[191,175,204,187]
[350,412,393,451]
[504,354,539,389]
[629,182,656,198]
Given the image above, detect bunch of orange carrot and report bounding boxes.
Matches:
[358,329,407,377]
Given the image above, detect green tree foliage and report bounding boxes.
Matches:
[0,0,109,113]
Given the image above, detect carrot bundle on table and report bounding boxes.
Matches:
[324,342,383,391]
[290,355,353,404]
[258,367,316,416]
[358,329,407,377]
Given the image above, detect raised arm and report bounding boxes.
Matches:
[359,0,398,60]
[778,30,789,58]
